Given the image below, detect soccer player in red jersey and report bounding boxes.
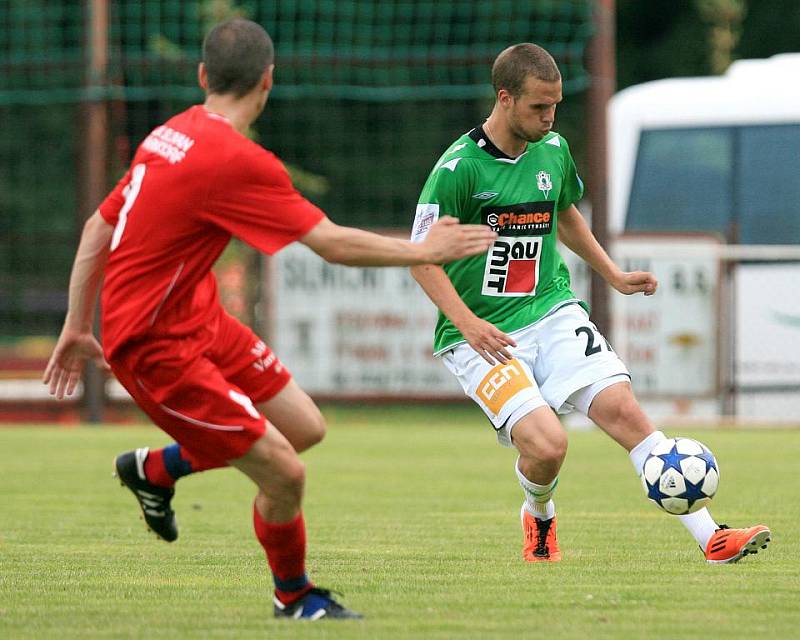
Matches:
[43,19,495,621]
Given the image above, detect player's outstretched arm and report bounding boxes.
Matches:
[299,216,495,267]
[43,211,113,399]
[410,264,516,365]
[557,204,657,296]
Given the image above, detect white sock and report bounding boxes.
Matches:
[629,430,667,475]
[525,498,556,521]
[678,508,719,549]
[516,458,557,521]
[629,431,719,548]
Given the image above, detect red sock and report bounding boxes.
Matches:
[143,445,226,488]
[253,504,313,604]
[143,448,175,487]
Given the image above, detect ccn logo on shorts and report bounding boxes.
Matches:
[476,359,532,415]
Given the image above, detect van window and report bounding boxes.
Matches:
[626,128,733,237]
[626,125,800,243]
[737,124,800,244]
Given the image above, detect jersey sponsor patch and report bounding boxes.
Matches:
[250,339,283,374]
[536,171,553,199]
[141,125,195,164]
[481,201,554,236]
[482,236,542,296]
[475,358,533,415]
[410,203,439,242]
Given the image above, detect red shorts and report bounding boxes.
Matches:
[110,309,291,463]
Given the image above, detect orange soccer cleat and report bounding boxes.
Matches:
[704,524,771,564]
[521,505,561,562]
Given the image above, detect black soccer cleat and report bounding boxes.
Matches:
[113,447,178,542]
[273,587,363,620]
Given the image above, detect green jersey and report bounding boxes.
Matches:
[412,125,587,355]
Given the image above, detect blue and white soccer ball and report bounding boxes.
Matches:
[641,437,719,515]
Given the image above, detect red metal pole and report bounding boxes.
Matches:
[586,0,615,335]
[80,0,109,423]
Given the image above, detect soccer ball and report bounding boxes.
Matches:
[641,437,719,515]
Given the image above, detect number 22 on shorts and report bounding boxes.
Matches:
[575,325,613,357]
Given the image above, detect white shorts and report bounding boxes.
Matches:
[441,303,630,447]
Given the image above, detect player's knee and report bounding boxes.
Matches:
[539,429,568,464]
[306,410,327,447]
[295,409,327,451]
[280,456,306,489]
[512,421,568,465]
[254,456,305,510]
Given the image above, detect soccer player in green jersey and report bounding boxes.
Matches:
[410,43,770,564]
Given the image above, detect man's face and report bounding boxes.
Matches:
[507,76,562,142]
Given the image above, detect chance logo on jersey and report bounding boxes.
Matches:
[481,201,554,297]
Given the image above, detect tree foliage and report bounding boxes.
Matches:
[617,0,800,88]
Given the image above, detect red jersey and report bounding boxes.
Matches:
[99,105,324,359]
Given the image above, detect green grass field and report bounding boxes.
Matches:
[1,406,798,639]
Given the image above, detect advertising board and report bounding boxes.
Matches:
[269,244,462,398]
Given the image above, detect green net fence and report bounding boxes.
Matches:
[2,0,592,102]
[0,0,594,337]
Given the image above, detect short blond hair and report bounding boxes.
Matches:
[491,43,561,97]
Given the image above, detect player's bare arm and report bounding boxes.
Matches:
[410,263,516,365]
[43,210,112,399]
[557,204,657,296]
[300,216,495,267]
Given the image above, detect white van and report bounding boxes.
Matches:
[604,55,800,422]
[609,53,800,242]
